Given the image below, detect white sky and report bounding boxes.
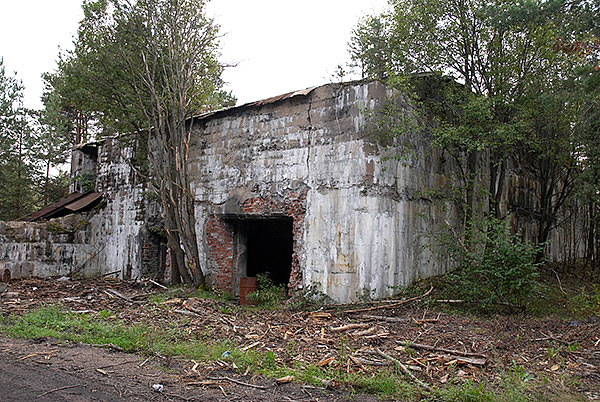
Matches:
[0,0,389,110]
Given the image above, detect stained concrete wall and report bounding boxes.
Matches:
[0,215,95,279]
[0,80,582,302]
[189,81,460,302]
[0,136,158,281]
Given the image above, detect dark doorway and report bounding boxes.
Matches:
[245,218,293,286]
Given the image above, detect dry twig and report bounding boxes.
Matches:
[342,287,433,314]
[376,349,432,392]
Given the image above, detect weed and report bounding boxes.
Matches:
[285,340,298,358]
[546,344,562,360]
[436,215,542,310]
[508,361,534,382]
[286,282,333,311]
[340,369,407,396]
[567,285,600,318]
[3,307,148,352]
[247,274,287,309]
[566,342,580,352]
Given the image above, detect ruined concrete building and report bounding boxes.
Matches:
[0,80,580,302]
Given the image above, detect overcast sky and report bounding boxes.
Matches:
[0,0,389,110]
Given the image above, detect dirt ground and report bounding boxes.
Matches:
[1,277,599,401]
[0,336,377,401]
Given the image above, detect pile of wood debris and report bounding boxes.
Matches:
[0,277,598,398]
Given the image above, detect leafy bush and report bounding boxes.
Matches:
[286,282,334,311]
[247,273,287,309]
[446,216,542,309]
[567,285,600,318]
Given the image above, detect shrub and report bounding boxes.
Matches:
[247,273,287,308]
[446,215,542,309]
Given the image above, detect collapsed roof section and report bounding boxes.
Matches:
[19,191,103,222]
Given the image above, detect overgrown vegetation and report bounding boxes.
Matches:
[0,59,70,220]
[246,273,287,309]
[441,216,542,310]
[345,0,600,280]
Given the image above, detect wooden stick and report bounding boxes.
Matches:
[149,279,168,290]
[435,299,465,303]
[330,323,370,332]
[206,376,267,390]
[376,349,432,392]
[36,385,80,398]
[342,287,433,314]
[363,315,409,323]
[404,342,487,359]
[105,288,131,302]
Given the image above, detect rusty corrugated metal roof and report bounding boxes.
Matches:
[19,192,103,222]
[64,192,103,212]
[195,86,317,122]
[20,193,84,222]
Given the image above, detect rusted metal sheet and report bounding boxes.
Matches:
[20,193,84,222]
[19,192,103,222]
[195,87,317,121]
[64,192,103,212]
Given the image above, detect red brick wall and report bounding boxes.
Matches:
[206,216,235,291]
[206,192,306,293]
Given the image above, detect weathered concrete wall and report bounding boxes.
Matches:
[189,81,459,302]
[0,215,95,279]
[1,79,582,302]
[0,136,161,281]
[88,136,160,280]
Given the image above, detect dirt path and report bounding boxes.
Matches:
[0,336,380,401]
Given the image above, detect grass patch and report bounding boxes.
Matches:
[2,307,148,352]
[0,298,589,401]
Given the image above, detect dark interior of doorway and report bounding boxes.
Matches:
[245,218,293,286]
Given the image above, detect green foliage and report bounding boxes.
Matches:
[0,58,41,220]
[341,369,407,396]
[286,281,333,311]
[72,172,95,192]
[444,216,542,309]
[3,307,148,352]
[567,285,600,318]
[247,273,287,309]
[347,0,591,251]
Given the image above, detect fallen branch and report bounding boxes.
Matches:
[351,356,390,366]
[207,376,267,390]
[91,343,125,352]
[363,315,409,323]
[330,323,370,332]
[173,309,199,317]
[105,289,131,302]
[149,279,168,290]
[36,385,80,398]
[342,287,433,314]
[353,327,377,337]
[404,342,487,359]
[553,270,567,296]
[376,349,432,392]
[435,299,465,303]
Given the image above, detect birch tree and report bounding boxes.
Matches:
[45,0,234,285]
